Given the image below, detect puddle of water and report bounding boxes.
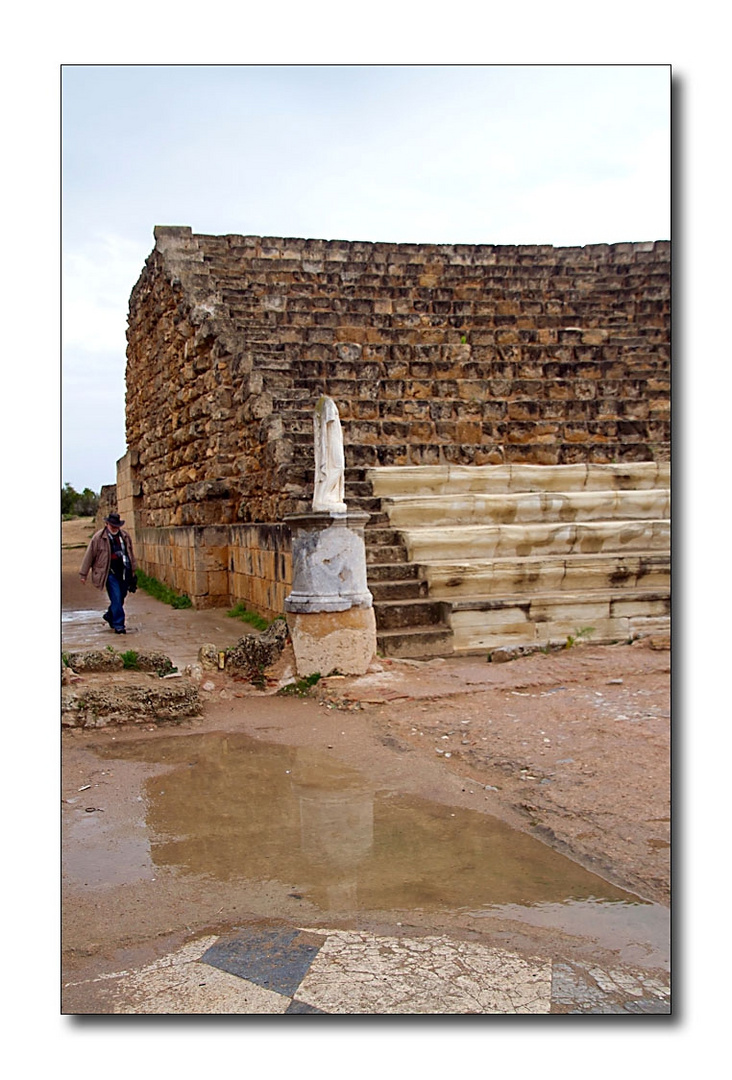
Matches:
[472,899,669,969]
[62,609,104,624]
[88,731,667,960]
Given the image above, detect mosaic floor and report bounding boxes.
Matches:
[65,925,671,1015]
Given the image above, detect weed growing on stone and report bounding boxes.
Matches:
[136,570,193,609]
[119,650,140,670]
[278,672,321,696]
[226,603,270,631]
[565,626,595,648]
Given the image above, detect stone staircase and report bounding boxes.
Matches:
[359,462,670,657]
[344,469,453,658]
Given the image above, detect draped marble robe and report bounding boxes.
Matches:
[312,395,347,513]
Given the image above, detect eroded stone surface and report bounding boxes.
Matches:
[61,673,202,727]
[287,607,377,677]
[225,618,289,679]
[65,924,670,1015]
[293,931,552,1014]
[285,512,372,613]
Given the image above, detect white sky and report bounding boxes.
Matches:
[61,63,670,493]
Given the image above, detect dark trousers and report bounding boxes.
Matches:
[105,572,128,630]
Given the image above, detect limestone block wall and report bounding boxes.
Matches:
[229,523,292,617]
[115,450,141,549]
[135,525,231,609]
[95,484,117,530]
[131,521,292,617]
[125,228,670,533]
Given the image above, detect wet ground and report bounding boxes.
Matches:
[61,518,670,1014]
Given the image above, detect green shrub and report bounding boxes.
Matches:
[119,650,140,670]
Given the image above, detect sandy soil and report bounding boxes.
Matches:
[61,517,670,993]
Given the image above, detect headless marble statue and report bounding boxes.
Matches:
[312,395,347,513]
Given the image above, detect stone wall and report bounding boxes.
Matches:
[132,522,291,615]
[125,228,670,531]
[95,484,118,530]
[115,451,141,548]
[229,524,292,616]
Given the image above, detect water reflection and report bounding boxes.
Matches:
[96,732,642,914]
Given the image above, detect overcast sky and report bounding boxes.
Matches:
[61,63,670,493]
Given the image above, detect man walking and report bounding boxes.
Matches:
[79,513,137,634]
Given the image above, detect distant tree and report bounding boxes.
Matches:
[76,487,99,515]
[62,483,99,517]
[62,483,78,516]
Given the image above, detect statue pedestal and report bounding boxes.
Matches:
[284,510,376,676]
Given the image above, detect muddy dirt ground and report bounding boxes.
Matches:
[61,517,670,1002]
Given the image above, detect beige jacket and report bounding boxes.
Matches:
[79,528,137,589]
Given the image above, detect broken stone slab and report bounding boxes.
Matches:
[197,620,291,683]
[61,673,202,728]
[199,643,224,670]
[225,619,290,678]
[63,650,124,672]
[63,649,177,675]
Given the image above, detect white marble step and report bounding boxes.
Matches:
[402,519,670,562]
[421,552,669,599]
[384,488,669,528]
[449,588,670,653]
[368,462,670,498]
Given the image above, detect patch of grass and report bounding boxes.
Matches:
[278,672,321,696]
[565,626,595,648]
[136,569,193,609]
[62,652,71,667]
[226,602,270,631]
[119,650,140,670]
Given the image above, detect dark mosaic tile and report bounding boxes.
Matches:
[623,998,671,1014]
[551,963,609,1010]
[285,999,329,1014]
[201,927,324,998]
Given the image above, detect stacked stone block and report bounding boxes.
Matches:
[125,229,670,534]
[134,525,230,609]
[122,228,670,634]
[229,524,292,616]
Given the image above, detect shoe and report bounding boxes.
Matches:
[102,612,112,625]
[114,628,126,634]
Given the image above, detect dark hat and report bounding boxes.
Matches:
[105,513,125,527]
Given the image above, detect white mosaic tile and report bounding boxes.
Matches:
[108,939,291,1014]
[295,931,552,1014]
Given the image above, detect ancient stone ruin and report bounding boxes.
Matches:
[117,226,670,657]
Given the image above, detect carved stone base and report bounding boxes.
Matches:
[284,510,372,613]
[286,607,377,677]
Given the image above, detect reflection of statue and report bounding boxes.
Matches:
[313,395,347,513]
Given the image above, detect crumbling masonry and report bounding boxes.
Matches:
[118,227,670,657]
